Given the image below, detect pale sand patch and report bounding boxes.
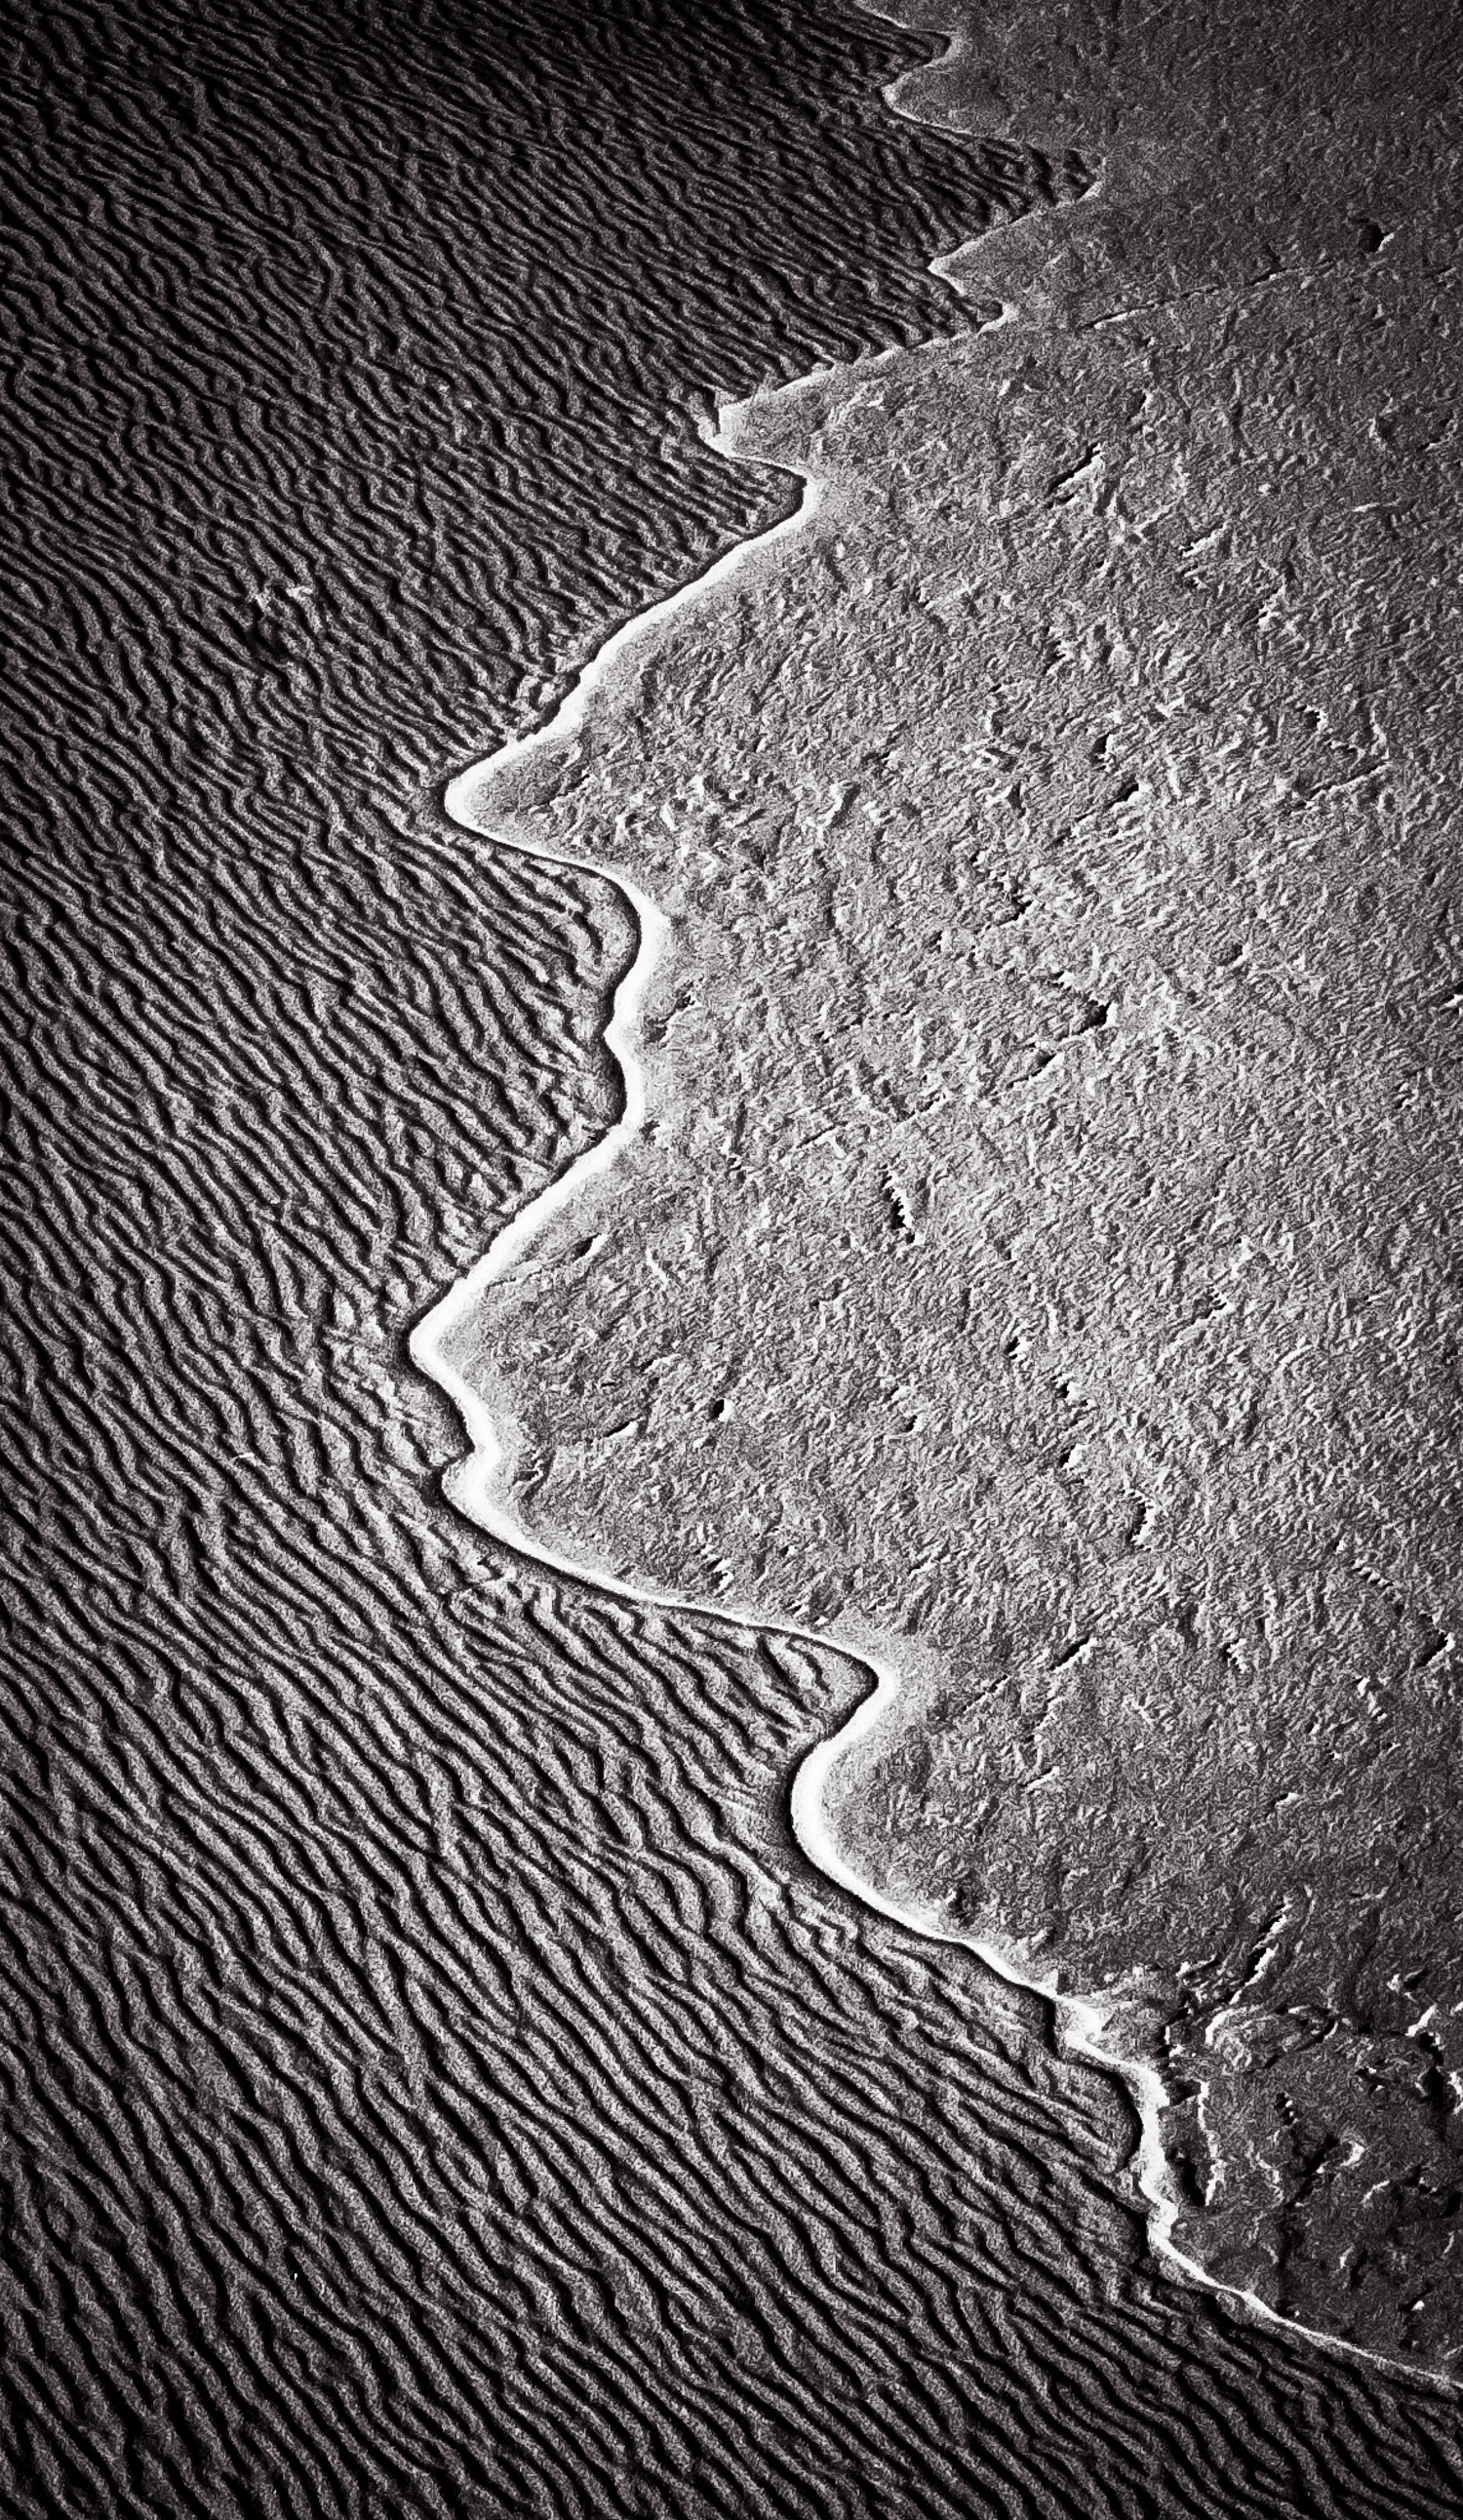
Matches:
[418,0,1463,2374]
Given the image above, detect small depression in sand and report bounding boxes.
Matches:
[419,0,1463,2378]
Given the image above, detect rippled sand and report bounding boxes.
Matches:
[6,0,1463,2504]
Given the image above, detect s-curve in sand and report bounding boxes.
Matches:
[417,0,1463,2380]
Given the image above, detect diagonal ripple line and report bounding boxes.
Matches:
[408,395,1447,2396]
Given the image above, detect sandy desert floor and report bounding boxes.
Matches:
[4,0,1463,2509]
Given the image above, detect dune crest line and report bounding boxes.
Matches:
[409,389,1434,2390]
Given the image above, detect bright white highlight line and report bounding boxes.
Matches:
[409,406,1440,2390]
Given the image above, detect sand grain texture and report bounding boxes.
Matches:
[3,0,1463,2508]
